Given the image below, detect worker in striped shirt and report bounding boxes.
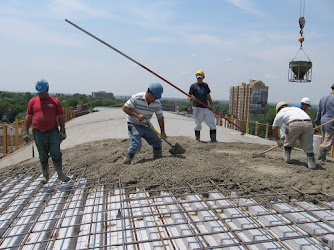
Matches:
[122,82,167,164]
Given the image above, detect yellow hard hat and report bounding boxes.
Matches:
[276,102,289,114]
[195,70,205,78]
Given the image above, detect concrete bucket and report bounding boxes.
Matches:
[288,60,312,82]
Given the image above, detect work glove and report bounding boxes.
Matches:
[161,131,167,140]
[59,128,67,142]
[276,139,283,147]
[189,95,196,102]
[22,129,32,143]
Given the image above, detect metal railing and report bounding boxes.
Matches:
[216,115,272,139]
[0,108,75,158]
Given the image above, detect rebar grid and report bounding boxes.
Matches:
[1,174,334,249]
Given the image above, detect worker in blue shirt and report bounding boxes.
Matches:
[293,97,311,112]
[315,84,334,161]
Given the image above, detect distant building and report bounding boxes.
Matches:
[75,104,90,117]
[92,91,114,99]
[162,104,179,112]
[229,80,269,121]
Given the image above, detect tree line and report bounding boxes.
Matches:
[0,92,125,123]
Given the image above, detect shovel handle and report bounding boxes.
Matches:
[256,119,334,156]
[149,125,173,147]
[314,119,334,130]
[149,125,162,138]
[259,145,280,155]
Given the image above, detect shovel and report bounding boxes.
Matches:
[253,119,334,158]
[149,125,186,155]
[252,145,279,158]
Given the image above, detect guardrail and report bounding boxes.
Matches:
[216,115,272,139]
[0,107,75,158]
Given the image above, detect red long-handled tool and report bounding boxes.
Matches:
[65,19,245,134]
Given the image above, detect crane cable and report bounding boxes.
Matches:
[300,0,305,18]
[298,0,306,48]
[292,0,309,61]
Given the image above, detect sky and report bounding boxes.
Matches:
[1,0,333,105]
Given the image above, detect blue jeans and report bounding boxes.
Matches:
[127,123,162,154]
[33,128,62,162]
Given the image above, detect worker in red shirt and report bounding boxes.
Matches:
[23,79,70,183]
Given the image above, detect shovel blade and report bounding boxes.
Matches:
[169,143,186,155]
[252,153,265,158]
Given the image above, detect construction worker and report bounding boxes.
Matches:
[315,83,334,161]
[293,97,311,112]
[122,82,167,164]
[272,102,316,169]
[23,79,70,183]
[188,70,217,142]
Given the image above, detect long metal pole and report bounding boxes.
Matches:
[65,19,244,133]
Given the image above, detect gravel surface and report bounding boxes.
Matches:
[3,136,334,196]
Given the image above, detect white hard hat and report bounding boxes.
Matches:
[301,97,311,106]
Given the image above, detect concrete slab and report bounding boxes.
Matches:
[0,108,275,169]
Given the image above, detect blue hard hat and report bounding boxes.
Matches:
[35,79,49,93]
[149,82,163,99]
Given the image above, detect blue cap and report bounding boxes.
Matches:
[35,79,49,93]
[149,82,163,99]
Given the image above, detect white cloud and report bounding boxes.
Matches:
[48,0,112,19]
[0,6,20,15]
[0,0,333,105]
[264,74,280,80]
[98,1,177,32]
[145,36,176,44]
[224,58,233,63]
[184,33,222,46]
[225,0,263,16]
[0,16,81,47]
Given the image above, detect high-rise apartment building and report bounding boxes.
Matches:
[229,80,268,121]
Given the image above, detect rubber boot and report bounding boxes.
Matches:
[40,160,49,184]
[307,153,316,170]
[153,147,162,158]
[210,130,217,142]
[52,158,70,182]
[317,148,327,161]
[195,130,200,141]
[283,146,291,163]
[124,152,134,164]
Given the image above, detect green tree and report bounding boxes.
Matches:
[62,97,79,108]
